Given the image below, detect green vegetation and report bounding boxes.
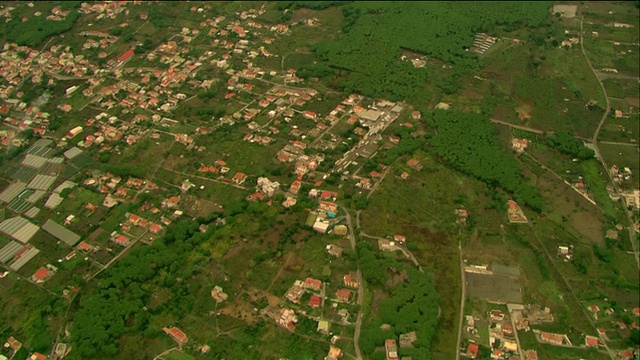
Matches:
[358,242,439,360]
[428,110,543,211]
[546,131,595,160]
[5,10,79,47]
[304,2,551,102]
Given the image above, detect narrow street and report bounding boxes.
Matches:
[338,205,363,360]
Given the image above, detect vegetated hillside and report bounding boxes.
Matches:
[4,3,81,48]
[428,110,543,212]
[301,2,552,102]
[358,241,439,360]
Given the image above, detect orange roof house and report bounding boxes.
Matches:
[309,295,322,308]
[466,343,479,359]
[344,272,359,288]
[149,223,163,234]
[32,267,50,283]
[335,289,352,303]
[304,277,322,290]
[163,327,188,346]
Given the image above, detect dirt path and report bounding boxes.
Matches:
[265,252,294,292]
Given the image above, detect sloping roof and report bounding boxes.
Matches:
[21,154,48,169]
[0,216,40,243]
[41,219,81,246]
[53,180,76,194]
[45,193,64,209]
[0,241,23,263]
[27,174,57,191]
[24,207,40,219]
[0,181,27,203]
[63,147,83,159]
[28,139,54,151]
[10,246,40,270]
[26,190,46,203]
[47,156,64,164]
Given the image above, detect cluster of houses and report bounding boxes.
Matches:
[1,336,50,360]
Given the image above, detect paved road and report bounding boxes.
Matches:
[580,15,639,270]
[455,240,465,360]
[339,206,363,360]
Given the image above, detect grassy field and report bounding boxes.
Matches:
[599,143,640,188]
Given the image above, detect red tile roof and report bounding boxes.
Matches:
[466,343,479,358]
[33,267,49,281]
[118,48,134,62]
[309,295,321,308]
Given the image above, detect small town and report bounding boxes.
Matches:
[0,2,638,360]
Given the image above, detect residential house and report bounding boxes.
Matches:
[289,180,302,195]
[286,283,305,303]
[211,286,228,303]
[282,197,297,208]
[344,272,359,289]
[304,110,317,120]
[304,277,322,291]
[28,352,47,360]
[166,196,180,208]
[394,235,406,244]
[232,172,247,185]
[163,327,188,346]
[309,295,322,308]
[466,342,479,359]
[149,223,163,235]
[333,225,348,236]
[385,339,399,360]
[326,345,342,360]
[32,267,51,283]
[335,289,352,303]
[585,335,599,347]
[113,234,130,247]
[539,332,564,346]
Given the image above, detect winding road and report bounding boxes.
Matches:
[580,15,639,269]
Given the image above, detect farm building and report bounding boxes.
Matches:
[41,219,81,246]
[0,216,40,243]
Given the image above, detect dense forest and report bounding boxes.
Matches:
[428,110,544,211]
[5,4,80,47]
[546,131,595,160]
[300,2,552,102]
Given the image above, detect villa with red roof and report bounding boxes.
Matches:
[336,289,352,303]
[163,327,188,346]
[149,223,163,234]
[309,295,321,308]
[466,342,479,359]
[303,277,322,290]
[32,267,51,283]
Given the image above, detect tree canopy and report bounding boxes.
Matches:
[304,2,551,102]
[428,110,543,211]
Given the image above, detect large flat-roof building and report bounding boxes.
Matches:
[41,219,81,246]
